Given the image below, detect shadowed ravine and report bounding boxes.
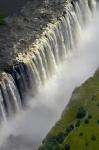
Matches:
[0,5,99,149]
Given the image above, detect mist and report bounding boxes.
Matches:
[0,7,99,150]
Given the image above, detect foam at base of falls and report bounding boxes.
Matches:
[0,0,96,121]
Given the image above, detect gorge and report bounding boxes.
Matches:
[0,0,98,150]
[0,0,96,122]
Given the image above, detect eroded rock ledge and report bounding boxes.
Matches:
[0,0,68,72]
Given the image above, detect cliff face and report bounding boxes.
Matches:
[0,0,33,15]
[0,0,67,71]
[0,0,95,72]
[39,69,99,150]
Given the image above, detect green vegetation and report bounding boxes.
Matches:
[84,119,89,124]
[79,132,83,136]
[76,107,86,119]
[0,15,5,25]
[39,69,99,150]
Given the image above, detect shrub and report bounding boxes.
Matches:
[97,120,99,124]
[64,132,69,137]
[75,120,80,127]
[65,124,74,135]
[46,136,57,145]
[91,135,96,141]
[68,124,74,131]
[88,115,92,119]
[53,144,60,150]
[85,143,89,146]
[45,134,63,148]
[76,107,86,119]
[84,119,89,124]
[56,133,65,144]
[41,143,60,150]
[79,132,83,136]
[65,144,70,150]
[96,103,99,107]
[91,95,96,101]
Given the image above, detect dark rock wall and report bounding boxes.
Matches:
[0,0,67,71]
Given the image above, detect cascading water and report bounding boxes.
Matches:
[0,0,96,122]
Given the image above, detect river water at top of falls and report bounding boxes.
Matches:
[0,6,99,150]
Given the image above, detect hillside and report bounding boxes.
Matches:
[39,69,99,150]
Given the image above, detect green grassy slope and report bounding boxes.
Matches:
[39,69,99,150]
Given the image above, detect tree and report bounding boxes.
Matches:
[88,115,92,119]
[75,120,80,127]
[79,132,83,136]
[97,120,99,124]
[84,119,89,124]
[91,135,96,141]
[65,144,70,150]
[76,107,86,119]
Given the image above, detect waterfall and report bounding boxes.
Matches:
[0,0,96,121]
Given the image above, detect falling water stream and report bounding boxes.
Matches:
[0,0,99,150]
